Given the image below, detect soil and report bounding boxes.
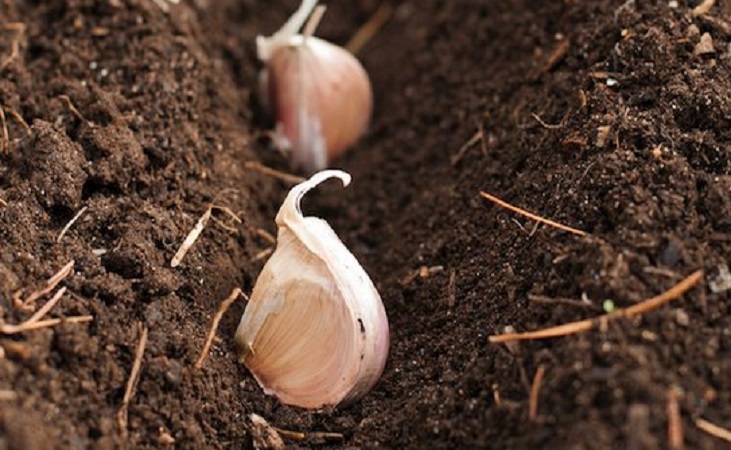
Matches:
[0,0,730,448]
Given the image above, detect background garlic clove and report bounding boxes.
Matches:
[266,38,373,173]
[257,1,374,173]
[235,170,389,409]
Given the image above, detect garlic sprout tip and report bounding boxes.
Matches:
[258,0,319,61]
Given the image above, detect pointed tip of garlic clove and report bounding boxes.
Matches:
[290,168,350,207]
[275,173,352,269]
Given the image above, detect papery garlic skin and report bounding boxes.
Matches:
[258,1,373,173]
[235,170,389,409]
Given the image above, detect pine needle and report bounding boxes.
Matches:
[480,191,587,237]
[490,270,703,343]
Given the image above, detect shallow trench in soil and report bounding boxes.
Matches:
[1,0,730,449]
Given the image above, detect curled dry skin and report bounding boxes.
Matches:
[235,170,389,409]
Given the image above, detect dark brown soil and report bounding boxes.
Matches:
[1,0,730,448]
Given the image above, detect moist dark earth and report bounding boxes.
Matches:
[1,0,730,448]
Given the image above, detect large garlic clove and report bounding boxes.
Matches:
[257,1,373,173]
[235,170,389,409]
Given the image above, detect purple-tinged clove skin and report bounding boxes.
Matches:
[257,0,373,173]
[235,170,389,409]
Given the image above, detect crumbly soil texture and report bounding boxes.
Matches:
[1,0,730,448]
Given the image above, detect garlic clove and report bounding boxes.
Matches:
[235,170,389,409]
[257,2,373,173]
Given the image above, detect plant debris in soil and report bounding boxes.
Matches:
[0,0,730,449]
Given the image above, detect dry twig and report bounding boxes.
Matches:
[252,247,274,262]
[2,286,93,334]
[57,206,88,243]
[447,270,457,308]
[24,287,67,326]
[6,109,30,136]
[58,95,88,123]
[89,27,110,37]
[0,22,25,72]
[668,387,684,450]
[209,215,237,233]
[208,205,243,234]
[492,383,502,407]
[4,109,29,138]
[451,128,484,165]
[151,0,179,13]
[0,105,8,154]
[531,113,563,130]
[251,229,277,262]
[20,260,75,309]
[171,208,211,268]
[0,106,31,155]
[480,191,587,237]
[255,228,276,245]
[1,315,92,335]
[171,190,243,267]
[400,265,443,285]
[244,161,305,185]
[346,2,394,54]
[528,365,546,421]
[210,205,242,225]
[118,324,148,437]
[490,270,703,343]
[250,414,285,450]
[273,426,345,444]
[0,390,18,401]
[539,39,570,75]
[695,418,731,443]
[692,0,715,16]
[195,288,246,369]
[528,293,597,309]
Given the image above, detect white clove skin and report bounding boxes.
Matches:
[258,1,373,173]
[235,170,389,409]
